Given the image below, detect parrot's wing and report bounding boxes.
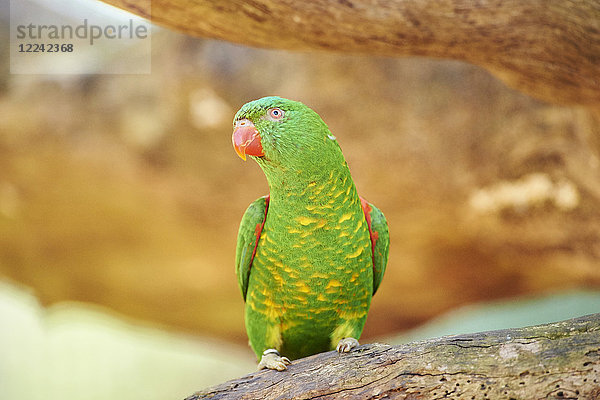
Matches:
[235,195,270,301]
[360,197,390,296]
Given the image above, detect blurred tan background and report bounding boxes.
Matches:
[1,0,600,397]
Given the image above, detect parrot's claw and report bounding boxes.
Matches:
[336,337,359,353]
[258,349,291,371]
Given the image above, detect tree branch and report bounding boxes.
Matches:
[101,0,600,106]
[186,313,600,399]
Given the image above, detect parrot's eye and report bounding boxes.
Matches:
[267,107,285,120]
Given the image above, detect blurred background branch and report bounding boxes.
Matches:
[101,0,600,106]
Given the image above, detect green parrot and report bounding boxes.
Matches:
[232,96,389,371]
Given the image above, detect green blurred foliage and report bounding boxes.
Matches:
[0,281,255,400]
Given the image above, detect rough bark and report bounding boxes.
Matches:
[100,0,600,106]
[186,313,600,399]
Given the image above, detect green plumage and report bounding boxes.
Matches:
[234,97,389,361]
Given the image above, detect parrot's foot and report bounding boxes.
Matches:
[258,349,291,371]
[336,337,359,353]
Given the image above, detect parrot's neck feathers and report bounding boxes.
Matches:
[254,120,358,209]
[264,162,358,211]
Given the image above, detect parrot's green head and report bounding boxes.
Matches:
[232,96,344,173]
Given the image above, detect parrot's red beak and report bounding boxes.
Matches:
[232,119,264,161]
